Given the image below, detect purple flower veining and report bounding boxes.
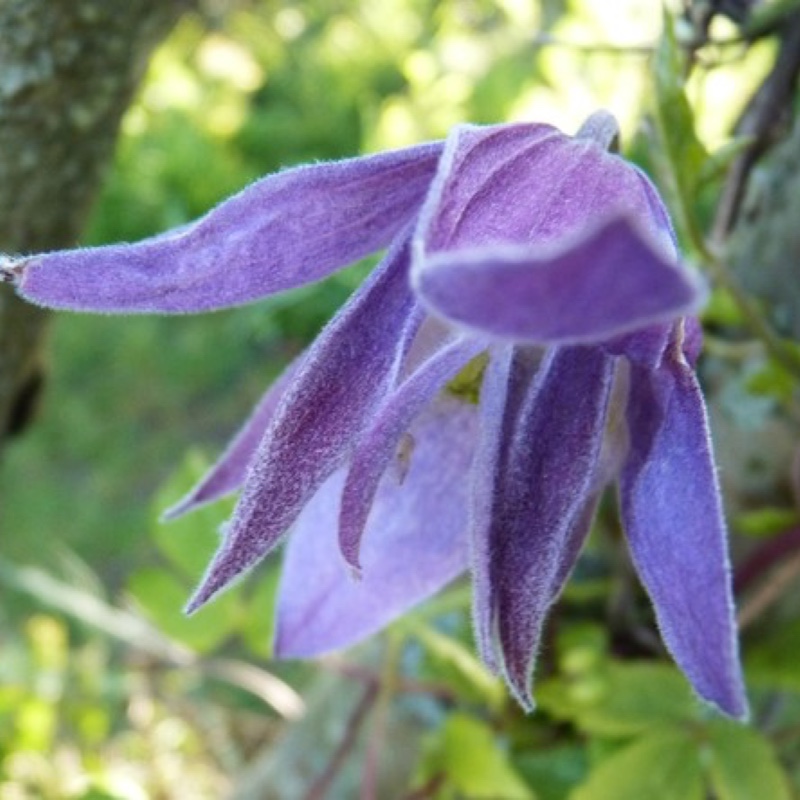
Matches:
[1,111,747,718]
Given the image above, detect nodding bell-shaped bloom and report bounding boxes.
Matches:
[2,111,747,718]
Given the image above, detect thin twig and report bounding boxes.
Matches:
[324,659,459,704]
[702,13,800,380]
[703,248,800,378]
[711,11,800,240]
[360,634,404,800]
[303,683,379,800]
[734,527,800,593]
[403,773,446,800]
[738,549,800,629]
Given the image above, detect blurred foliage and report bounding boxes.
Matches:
[3,0,800,798]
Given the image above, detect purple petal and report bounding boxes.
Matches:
[415,122,676,254]
[469,344,536,672]
[274,395,478,658]
[186,237,423,611]
[548,360,633,601]
[163,357,302,520]
[603,324,670,368]
[339,335,485,572]
[620,345,748,719]
[603,315,701,369]
[474,346,614,708]
[15,142,442,313]
[414,216,704,345]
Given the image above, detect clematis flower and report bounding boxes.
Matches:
[1,111,747,718]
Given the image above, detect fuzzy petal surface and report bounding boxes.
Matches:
[415,217,703,344]
[186,238,423,610]
[475,346,614,707]
[339,335,485,571]
[274,395,478,657]
[469,345,538,672]
[16,142,442,313]
[620,347,748,718]
[163,358,302,520]
[415,122,676,256]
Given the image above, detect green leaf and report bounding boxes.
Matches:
[651,10,708,248]
[571,728,704,800]
[75,790,126,800]
[746,619,800,693]
[580,664,698,736]
[415,624,506,707]
[743,0,800,39]
[128,567,240,652]
[424,713,535,799]
[697,136,754,187]
[539,663,699,736]
[150,450,235,581]
[744,360,799,406]
[515,746,588,800]
[703,287,745,328]
[733,506,800,538]
[240,562,281,658]
[705,720,791,800]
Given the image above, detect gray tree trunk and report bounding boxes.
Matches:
[0,0,192,445]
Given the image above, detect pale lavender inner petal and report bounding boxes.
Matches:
[17,142,442,313]
[339,336,485,571]
[274,395,478,658]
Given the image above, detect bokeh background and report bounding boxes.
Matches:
[1,1,799,797]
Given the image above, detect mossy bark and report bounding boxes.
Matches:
[0,0,192,445]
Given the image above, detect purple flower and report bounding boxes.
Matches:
[2,112,746,718]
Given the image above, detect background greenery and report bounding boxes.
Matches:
[1,1,800,797]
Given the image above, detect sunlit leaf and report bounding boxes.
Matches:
[697,136,754,187]
[746,619,800,693]
[539,663,699,736]
[651,10,708,246]
[705,720,791,800]
[240,561,281,658]
[515,746,588,800]
[571,728,704,800]
[151,450,234,580]
[128,567,240,652]
[733,507,800,538]
[415,624,506,707]
[420,713,535,799]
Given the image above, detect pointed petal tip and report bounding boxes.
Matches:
[337,534,363,578]
[698,684,750,722]
[160,488,220,522]
[506,679,536,714]
[160,500,190,523]
[184,543,247,614]
[694,664,750,721]
[184,576,225,615]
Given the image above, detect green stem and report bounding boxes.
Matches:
[703,241,800,380]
